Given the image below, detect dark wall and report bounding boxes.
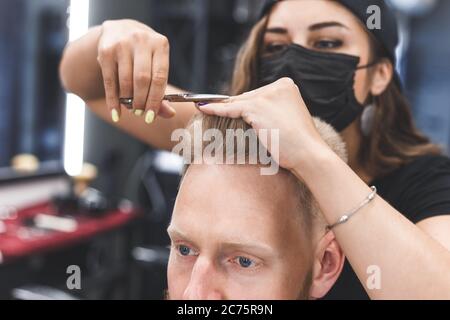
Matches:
[404,0,450,151]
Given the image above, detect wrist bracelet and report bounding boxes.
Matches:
[326,186,377,231]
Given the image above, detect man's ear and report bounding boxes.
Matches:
[309,230,345,299]
[370,58,393,96]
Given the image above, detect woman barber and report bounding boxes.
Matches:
[59,0,450,299]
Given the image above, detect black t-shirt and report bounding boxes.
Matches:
[324,154,450,300]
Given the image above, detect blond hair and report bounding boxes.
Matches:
[180,114,347,236]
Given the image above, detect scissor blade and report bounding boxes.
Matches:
[119,94,230,107]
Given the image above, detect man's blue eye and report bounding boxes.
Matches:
[178,245,191,256]
[238,257,254,268]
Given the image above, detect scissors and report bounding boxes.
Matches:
[119,94,230,109]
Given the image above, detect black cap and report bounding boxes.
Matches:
[260,0,400,67]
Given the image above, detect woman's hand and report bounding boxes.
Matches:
[198,77,332,171]
[97,19,175,123]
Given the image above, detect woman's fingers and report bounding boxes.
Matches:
[133,45,153,116]
[229,78,297,103]
[144,36,170,124]
[97,21,175,124]
[198,101,248,119]
[117,50,134,110]
[158,101,177,119]
[197,85,270,120]
[99,56,121,122]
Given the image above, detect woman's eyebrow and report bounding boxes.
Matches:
[309,21,349,31]
[265,27,288,35]
[265,21,348,35]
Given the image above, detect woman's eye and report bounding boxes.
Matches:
[235,256,256,269]
[313,39,343,50]
[263,43,287,55]
[177,245,197,257]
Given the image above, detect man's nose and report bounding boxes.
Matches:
[182,258,224,300]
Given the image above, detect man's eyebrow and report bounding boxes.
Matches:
[221,241,276,256]
[167,226,276,256]
[167,226,189,240]
[309,21,349,31]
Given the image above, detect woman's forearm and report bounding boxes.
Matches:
[293,145,450,299]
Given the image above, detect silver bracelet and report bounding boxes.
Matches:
[326,186,377,230]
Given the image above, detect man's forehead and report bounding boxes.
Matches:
[177,164,289,213]
[182,164,293,190]
[173,164,303,241]
[178,164,302,217]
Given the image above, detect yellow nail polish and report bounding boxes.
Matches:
[145,110,155,124]
[111,109,120,123]
[134,109,144,116]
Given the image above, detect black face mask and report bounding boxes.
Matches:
[257,44,372,131]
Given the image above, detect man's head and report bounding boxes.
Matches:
[167,115,347,300]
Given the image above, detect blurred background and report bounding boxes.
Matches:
[0,0,449,300]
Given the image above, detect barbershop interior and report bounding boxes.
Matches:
[1,0,450,301]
